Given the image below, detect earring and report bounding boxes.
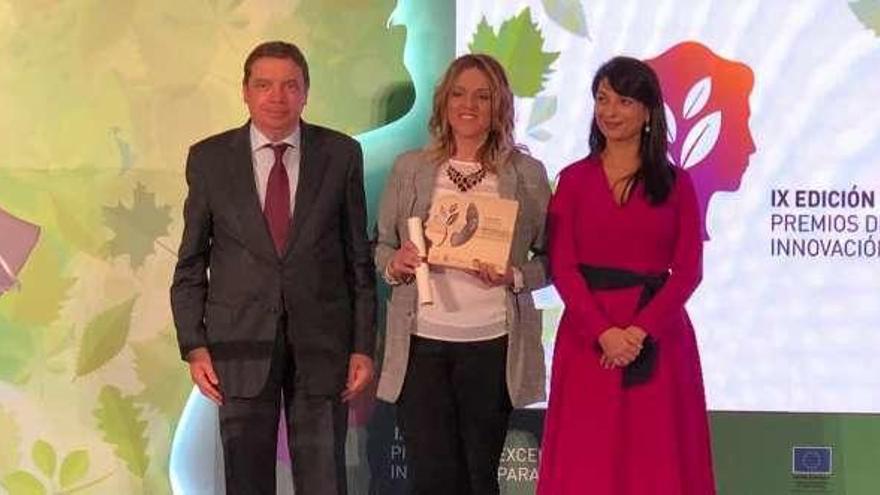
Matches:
[644,122,650,133]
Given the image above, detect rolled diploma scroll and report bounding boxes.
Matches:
[407,217,433,305]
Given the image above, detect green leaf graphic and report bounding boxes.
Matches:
[59,450,89,489]
[7,240,75,327]
[94,386,149,478]
[542,0,591,38]
[0,315,36,384]
[133,329,191,419]
[850,0,880,36]
[0,407,21,474]
[470,18,498,59]
[51,194,104,256]
[290,0,412,134]
[30,441,55,479]
[43,326,75,375]
[144,462,174,495]
[1,471,46,495]
[468,8,560,97]
[75,298,136,377]
[102,183,172,269]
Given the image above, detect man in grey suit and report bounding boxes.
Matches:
[171,41,376,495]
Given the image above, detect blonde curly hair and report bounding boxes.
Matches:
[427,54,519,173]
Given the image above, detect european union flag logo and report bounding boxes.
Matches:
[792,446,832,476]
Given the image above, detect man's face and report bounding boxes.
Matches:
[243,57,307,141]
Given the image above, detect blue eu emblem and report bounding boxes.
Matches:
[791,446,832,476]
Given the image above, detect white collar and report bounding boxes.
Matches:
[249,123,300,152]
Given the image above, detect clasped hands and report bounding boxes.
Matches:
[388,240,512,287]
[597,325,647,369]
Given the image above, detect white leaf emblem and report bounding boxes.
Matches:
[680,111,721,169]
[664,101,677,144]
[682,76,712,119]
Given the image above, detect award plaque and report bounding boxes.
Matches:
[424,194,519,273]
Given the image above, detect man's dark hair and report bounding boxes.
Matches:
[243,41,310,89]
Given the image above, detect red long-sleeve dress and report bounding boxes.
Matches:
[537,156,716,495]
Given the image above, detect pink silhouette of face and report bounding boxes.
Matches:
[646,42,756,240]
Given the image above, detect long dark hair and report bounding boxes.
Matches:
[589,56,675,204]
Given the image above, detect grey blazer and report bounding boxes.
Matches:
[374,149,551,408]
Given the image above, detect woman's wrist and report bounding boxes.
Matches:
[383,261,404,285]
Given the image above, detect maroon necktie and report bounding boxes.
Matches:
[264,143,290,255]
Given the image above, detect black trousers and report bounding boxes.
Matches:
[397,335,512,495]
[218,327,348,495]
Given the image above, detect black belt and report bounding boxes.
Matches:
[578,264,668,387]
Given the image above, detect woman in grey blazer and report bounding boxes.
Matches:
[374,54,551,495]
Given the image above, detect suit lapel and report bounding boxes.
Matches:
[227,123,278,260]
[284,122,328,255]
[411,155,438,220]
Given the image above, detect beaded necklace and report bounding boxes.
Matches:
[446,161,486,193]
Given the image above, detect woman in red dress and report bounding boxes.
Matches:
[537,57,716,494]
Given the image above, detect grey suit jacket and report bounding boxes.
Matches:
[171,121,376,398]
[374,149,551,408]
